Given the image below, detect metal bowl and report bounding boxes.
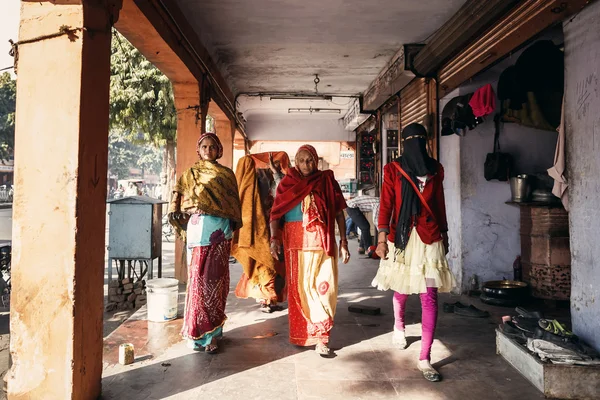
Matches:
[482,280,529,299]
[480,293,524,307]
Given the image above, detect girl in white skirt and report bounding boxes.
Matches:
[373,123,455,382]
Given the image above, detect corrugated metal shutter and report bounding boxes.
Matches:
[438,0,590,98]
[400,78,428,128]
[400,78,438,159]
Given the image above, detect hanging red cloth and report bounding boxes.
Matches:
[469,83,496,118]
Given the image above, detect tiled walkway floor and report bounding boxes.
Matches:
[101,240,544,400]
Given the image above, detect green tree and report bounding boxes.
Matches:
[0,72,16,163]
[107,130,137,179]
[108,129,163,184]
[109,30,177,198]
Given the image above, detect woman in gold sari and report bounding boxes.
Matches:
[169,132,242,354]
[269,145,350,357]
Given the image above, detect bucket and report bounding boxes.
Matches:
[510,174,531,202]
[146,278,179,322]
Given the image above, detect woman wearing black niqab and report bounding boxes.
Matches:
[372,123,456,382]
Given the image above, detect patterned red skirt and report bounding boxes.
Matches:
[181,240,231,340]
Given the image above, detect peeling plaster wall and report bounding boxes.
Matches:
[440,36,561,290]
[563,1,600,350]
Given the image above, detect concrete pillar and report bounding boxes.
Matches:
[563,0,600,351]
[172,83,201,283]
[214,119,235,169]
[8,1,119,398]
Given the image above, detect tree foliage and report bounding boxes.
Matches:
[109,30,177,194]
[109,30,177,146]
[108,130,162,180]
[0,73,16,163]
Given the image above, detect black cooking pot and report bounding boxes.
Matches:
[480,293,523,307]
[480,280,530,307]
[482,280,529,299]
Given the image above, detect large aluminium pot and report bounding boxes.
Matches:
[480,280,529,307]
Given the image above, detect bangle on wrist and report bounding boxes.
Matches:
[270,237,280,243]
[377,241,387,244]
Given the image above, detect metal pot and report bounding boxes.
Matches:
[480,280,530,307]
[482,280,529,299]
[480,293,524,307]
[510,174,532,202]
[531,188,560,203]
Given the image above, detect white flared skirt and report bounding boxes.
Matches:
[371,228,456,295]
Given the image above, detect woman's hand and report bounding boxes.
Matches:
[168,212,183,224]
[270,238,282,260]
[268,152,282,174]
[375,241,389,260]
[339,240,350,264]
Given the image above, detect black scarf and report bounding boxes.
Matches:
[394,123,436,250]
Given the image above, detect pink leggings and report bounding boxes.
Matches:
[393,287,438,361]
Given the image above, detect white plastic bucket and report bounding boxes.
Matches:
[146,278,179,322]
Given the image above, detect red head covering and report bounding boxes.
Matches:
[296,144,319,168]
[197,132,223,159]
[270,144,347,257]
[469,84,496,118]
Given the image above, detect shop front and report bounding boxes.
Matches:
[360,1,600,396]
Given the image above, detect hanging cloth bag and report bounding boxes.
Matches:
[484,114,513,181]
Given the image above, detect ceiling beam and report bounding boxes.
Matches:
[118,0,242,132]
[362,46,415,112]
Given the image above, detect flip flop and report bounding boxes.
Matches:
[512,316,540,334]
[205,342,218,354]
[515,307,543,319]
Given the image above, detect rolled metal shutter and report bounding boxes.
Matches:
[400,78,438,159]
[438,0,591,98]
[400,78,428,128]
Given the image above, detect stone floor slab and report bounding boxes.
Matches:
[100,238,546,399]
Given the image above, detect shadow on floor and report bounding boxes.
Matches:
[101,291,396,399]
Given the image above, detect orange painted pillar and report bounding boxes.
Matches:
[8,1,119,399]
[172,83,201,283]
[214,119,235,169]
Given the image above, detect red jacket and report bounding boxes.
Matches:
[378,161,448,244]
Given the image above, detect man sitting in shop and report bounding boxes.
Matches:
[346,194,380,254]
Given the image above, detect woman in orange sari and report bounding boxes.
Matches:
[269,145,350,356]
[232,152,290,312]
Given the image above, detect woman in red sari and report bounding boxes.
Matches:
[269,145,350,357]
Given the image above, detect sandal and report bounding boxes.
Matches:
[205,339,218,354]
[315,342,334,358]
[260,303,274,313]
[186,339,202,351]
[421,369,441,382]
[392,329,407,350]
[418,361,441,382]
